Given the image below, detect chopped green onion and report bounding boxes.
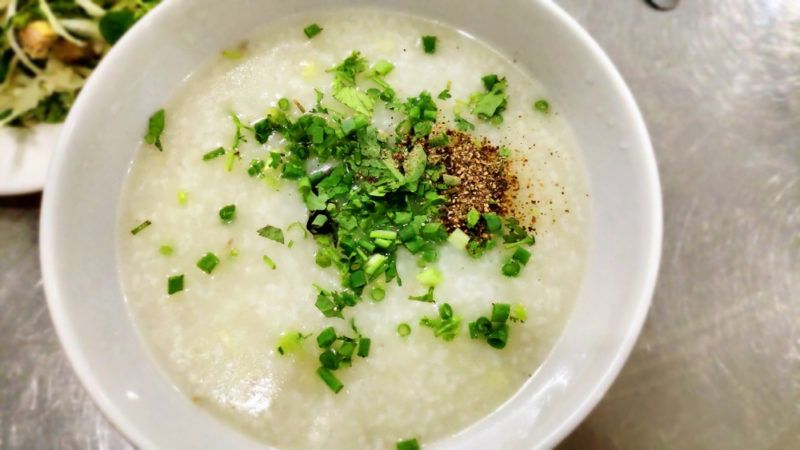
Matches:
[304,23,323,39]
[257,225,285,244]
[365,254,388,276]
[374,238,393,249]
[409,287,435,302]
[421,35,437,54]
[487,323,509,349]
[370,287,386,301]
[317,327,337,348]
[159,245,174,256]
[416,267,443,287]
[397,323,411,337]
[534,99,550,113]
[278,98,290,111]
[276,331,306,355]
[338,340,356,357]
[319,349,340,370]
[512,247,531,265]
[196,252,220,274]
[370,230,397,240]
[202,147,225,161]
[357,337,371,357]
[316,367,343,393]
[219,204,236,223]
[501,260,521,277]
[491,303,511,323]
[396,438,420,450]
[262,255,277,270]
[130,220,152,235]
[466,208,480,228]
[448,229,469,249]
[167,274,184,295]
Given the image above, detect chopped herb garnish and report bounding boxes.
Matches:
[317,366,343,393]
[420,302,461,341]
[501,260,521,277]
[357,337,371,357]
[317,326,337,348]
[278,98,291,111]
[469,303,520,349]
[468,74,508,125]
[144,109,165,151]
[534,99,550,113]
[257,225,285,244]
[409,287,435,303]
[397,323,412,337]
[196,252,220,274]
[329,51,375,116]
[421,35,437,54]
[167,274,184,295]
[276,331,308,355]
[177,190,188,206]
[130,220,152,235]
[416,268,443,287]
[219,204,236,223]
[262,254,277,270]
[466,208,480,228]
[159,245,174,256]
[396,438,421,450]
[248,159,266,177]
[511,303,527,322]
[304,23,323,39]
[202,147,226,161]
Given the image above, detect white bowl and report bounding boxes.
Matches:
[40,0,662,448]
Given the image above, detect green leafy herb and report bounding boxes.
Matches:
[144,109,165,151]
[329,51,374,116]
[317,367,343,393]
[466,208,480,228]
[534,99,550,113]
[257,225,285,244]
[278,98,291,111]
[196,252,220,274]
[219,204,236,223]
[130,220,152,235]
[304,23,323,39]
[416,267,443,287]
[167,274,184,295]
[420,303,461,341]
[421,35,437,54]
[409,287,435,302]
[159,245,174,256]
[468,74,508,125]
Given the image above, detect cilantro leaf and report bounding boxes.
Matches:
[144,109,165,151]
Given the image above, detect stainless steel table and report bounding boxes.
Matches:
[1,1,798,448]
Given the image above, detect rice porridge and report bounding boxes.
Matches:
[118,10,589,450]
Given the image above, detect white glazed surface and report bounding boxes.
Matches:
[0,125,59,195]
[40,1,662,449]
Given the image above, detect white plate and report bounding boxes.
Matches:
[0,125,60,196]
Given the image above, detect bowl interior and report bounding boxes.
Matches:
[41,0,661,448]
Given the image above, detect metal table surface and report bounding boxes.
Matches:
[1,1,798,449]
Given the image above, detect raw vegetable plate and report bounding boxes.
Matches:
[0,0,161,196]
